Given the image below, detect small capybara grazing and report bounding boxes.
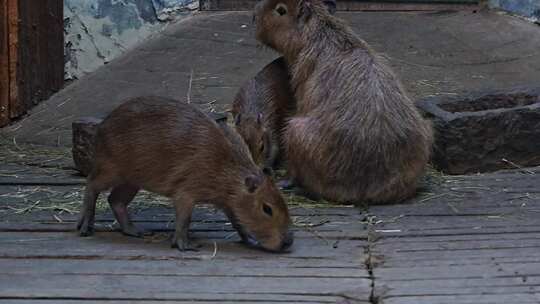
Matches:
[254,0,433,204]
[77,96,293,252]
[231,57,295,169]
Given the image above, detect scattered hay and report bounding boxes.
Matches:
[0,136,75,183]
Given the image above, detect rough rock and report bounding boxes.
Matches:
[418,88,540,174]
[72,117,102,176]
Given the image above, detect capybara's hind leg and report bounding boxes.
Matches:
[108,184,142,238]
[78,181,103,237]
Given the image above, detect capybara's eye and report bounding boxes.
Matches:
[274,3,288,16]
[263,204,273,216]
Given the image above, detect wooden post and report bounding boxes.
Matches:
[7,0,19,119]
[0,0,9,126]
[0,0,63,127]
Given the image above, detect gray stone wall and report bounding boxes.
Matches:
[489,0,540,22]
[64,0,197,80]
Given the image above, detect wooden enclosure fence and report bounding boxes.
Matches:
[0,0,63,127]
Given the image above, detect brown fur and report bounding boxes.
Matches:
[254,0,434,204]
[77,96,292,252]
[231,57,295,169]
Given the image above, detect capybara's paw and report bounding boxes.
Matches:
[78,220,94,237]
[121,224,146,238]
[172,237,202,252]
[77,212,95,236]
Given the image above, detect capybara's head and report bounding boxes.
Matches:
[254,0,332,54]
[234,113,272,166]
[228,170,293,252]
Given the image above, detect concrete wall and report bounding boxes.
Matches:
[64,0,197,80]
[489,0,540,22]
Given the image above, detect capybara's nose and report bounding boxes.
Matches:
[281,231,294,251]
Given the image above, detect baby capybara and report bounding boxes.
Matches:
[231,57,295,169]
[254,0,433,204]
[77,96,293,252]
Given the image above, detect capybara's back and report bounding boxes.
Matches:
[92,97,246,197]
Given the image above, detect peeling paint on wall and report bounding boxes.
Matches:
[489,0,540,22]
[64,0,197,80]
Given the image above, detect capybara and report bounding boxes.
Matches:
[254,0,433,204]
[231,57,295,169]
[232,1,336,169]
[77,96,293,252]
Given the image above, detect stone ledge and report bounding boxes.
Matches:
[418,87,540,174]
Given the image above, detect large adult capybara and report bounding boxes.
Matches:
[254,0,433,204]
[231,57,295,169]
[77,96,293,252]
[231,1,336,169]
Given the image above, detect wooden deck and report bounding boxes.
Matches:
[370,169,540,304]
[1,143,539,303]
[0,152,371,303]
[0,207,370,303]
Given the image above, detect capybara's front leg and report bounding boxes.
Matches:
[171,198,200,251]
[77,183,100,237]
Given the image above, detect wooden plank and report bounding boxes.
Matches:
[381,294,540,304]
[372,233,540,301]
[0,178,86,186]
[0,301,347,304]
[0,259,366,277]
[0,203,363,222]
[0,221,367,240]
[0,230,370,302]
[368,167,540,303]
[0,232,367,262]
[375,276,540,297]
[200,0,480,11]
[0,273,369,301]
[0,208,371,302]
[0,217,367,241]
[0,0,9,126]
[0,302,338,304]
[7,0,18,118]
[376,261,540,281]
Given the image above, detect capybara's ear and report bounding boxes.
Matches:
[235,113,242,126]
[297,0,313,23]
[245,175,262,193]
